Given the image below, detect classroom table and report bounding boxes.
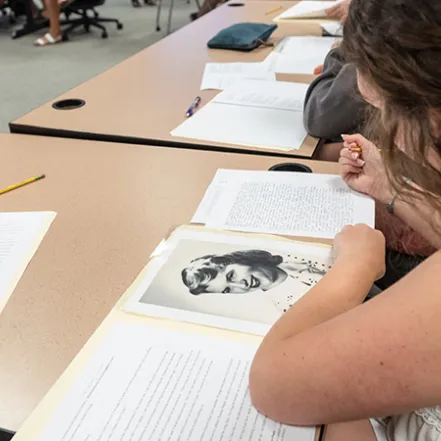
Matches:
[10,1,331,158]
[0,134,339,433]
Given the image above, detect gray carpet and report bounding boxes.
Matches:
[0,0,195,132]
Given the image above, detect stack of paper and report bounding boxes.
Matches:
[274,0,337,20]
[172,79,309,151]
[200,62,275,91]
[264,36,338,74]
[0,211,56,313]
[192,169,375,238]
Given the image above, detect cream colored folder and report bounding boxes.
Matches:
[12,226,331,441]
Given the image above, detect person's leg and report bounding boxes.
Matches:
[34,0,61,45]
[46,0,60,36]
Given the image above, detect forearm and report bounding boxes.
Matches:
[250,259,377,421]
[254,259,375,357]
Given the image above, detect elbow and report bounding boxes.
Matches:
[249,354,319,426]
[303,106,333,140]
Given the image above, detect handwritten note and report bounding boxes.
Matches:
[193,170,375,238]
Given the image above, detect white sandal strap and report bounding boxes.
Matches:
[34,37,45,45]
[44,32,57,43]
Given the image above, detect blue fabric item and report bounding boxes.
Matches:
[207,22,278,51]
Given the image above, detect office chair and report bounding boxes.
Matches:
[0,0,21,25]
[60,0,123,40]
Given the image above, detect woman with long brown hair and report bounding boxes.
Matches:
[249,0,441,440]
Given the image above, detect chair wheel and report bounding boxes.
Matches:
[117,22,123,29]
[101,31,108,38]
[156,26,161,31]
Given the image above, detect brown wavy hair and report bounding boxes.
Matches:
[341,0,441,205]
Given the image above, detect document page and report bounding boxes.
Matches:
[0,211,56,313]
[171,80,308,151]
[193,170,375,238]
[201,62,275,90]
[214,79,308,112]
[274,1,336,20]
[264,37,338,74]
[35,321,316,441]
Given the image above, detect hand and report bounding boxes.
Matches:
[334,224,386,280]
[339,133,393,203]
[325,0,351,22]
[313,64,324,76]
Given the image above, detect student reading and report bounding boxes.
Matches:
[249,2,441,441]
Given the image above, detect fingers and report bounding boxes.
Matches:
[340,148,365,166]
[313,64,324,75]
[341,133,369,146]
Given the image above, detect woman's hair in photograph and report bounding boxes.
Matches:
[181,250,283,295]
[341,0,441,208]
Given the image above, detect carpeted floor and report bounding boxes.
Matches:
[0,0,195,132]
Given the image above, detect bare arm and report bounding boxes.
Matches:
[250,229,441,426]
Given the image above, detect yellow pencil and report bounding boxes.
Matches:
[0,174,46,196]
[350,146,382,153]
[265,6,282,15]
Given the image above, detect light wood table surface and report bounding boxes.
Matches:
[0,134,339,433]
[10,1,331,158]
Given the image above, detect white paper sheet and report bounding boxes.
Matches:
[193,169,375,238]
[172,80,309,151]
[274,1,336,20]
[201,62,276,91]
[0,211,56,313]
[215,79,307,111]
[263,37,338,74]
[320,22,343,37]
[36,321,316,441]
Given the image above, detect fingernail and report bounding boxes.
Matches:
[358,159,365,166]
[352,153,359,159]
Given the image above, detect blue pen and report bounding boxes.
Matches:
[186,96,201,117]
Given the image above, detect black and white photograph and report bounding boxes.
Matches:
[123,228,333,334]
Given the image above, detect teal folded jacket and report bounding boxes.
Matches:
[207,23,277,52]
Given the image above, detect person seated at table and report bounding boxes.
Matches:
[249,2,441,441]
[303,46,366,142]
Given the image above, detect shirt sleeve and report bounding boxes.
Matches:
[303,47,367,139]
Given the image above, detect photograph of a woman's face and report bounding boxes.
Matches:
[124,229,333,334]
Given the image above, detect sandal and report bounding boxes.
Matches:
[34,32,62,46]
